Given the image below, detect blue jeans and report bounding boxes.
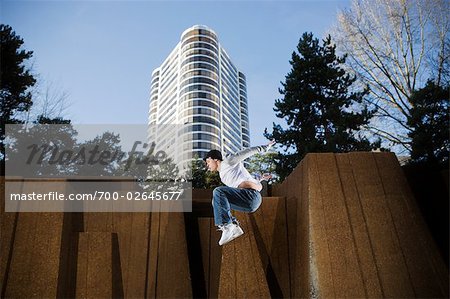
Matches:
[212,186,262,226]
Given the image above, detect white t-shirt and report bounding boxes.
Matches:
[218,145,270,189]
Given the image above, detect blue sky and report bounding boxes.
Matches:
[2,0,349,147]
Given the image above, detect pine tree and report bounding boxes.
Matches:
[0,24,36,123]
[188,156,208,189]
[407,80,449,165]
[245,152,279,182]
[1,24,36,173]
[265,32,380,180]
[186,155,222,189]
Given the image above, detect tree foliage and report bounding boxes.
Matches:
[265,32,380,180]
[407,80,449,165]
[0,24,36,123]
[77,131,125,177]
[187,155,222,189]
[245,152,279,182]
[1,24,36,168]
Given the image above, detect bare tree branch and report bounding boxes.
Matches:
[33,80,72,121]
[367,125,411,152]
[332,0,449,153]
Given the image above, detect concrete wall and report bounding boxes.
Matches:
[273,152,449,298]
[1,151,448,298]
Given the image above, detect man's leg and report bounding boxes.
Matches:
[212,186,262,226]
[228,188,262,214]
[212,186,236,226]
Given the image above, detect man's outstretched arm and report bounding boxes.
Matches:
[226,140,275,166]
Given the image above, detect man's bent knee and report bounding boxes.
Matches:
[213,186,224,195]
[249,201,262,213]
[214,186,227,192]
[212,186,225,205]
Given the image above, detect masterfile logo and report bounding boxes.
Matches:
[4,124,192,212]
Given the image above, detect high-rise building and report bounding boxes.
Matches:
[148,25,250,167]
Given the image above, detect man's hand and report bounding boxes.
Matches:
[260,173,272,181]
[267,139,276,151]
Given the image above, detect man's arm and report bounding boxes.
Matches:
[226,140,275,166]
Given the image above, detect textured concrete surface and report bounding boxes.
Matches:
[76,232,119,298]
[218,211,271,298]
[146,211,193,298]
[1,151,448,298]
[1,178,64,298]
[272,152,449,298]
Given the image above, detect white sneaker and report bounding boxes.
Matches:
[217,222,244,246]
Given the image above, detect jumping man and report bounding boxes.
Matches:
[203,140,275,245]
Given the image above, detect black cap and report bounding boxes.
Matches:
[203,149,222,161]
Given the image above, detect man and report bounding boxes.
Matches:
[204,140,275,245]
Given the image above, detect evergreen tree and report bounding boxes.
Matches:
[1,24,36,170]
[186,155,222,189]
[265,32,380,180]
[0,24,35,123]
[36,115,71,124]
[188,155,208,189]
[77,131,125,177]
[245,152,279,182]
[407,80,449,165]
[6,122,78,177]
[204,168,222,189]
